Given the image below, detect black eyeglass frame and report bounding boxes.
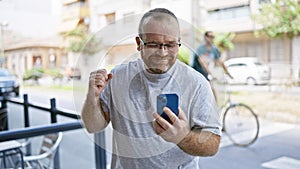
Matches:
[205,34,215,39]
[139,37,181,50]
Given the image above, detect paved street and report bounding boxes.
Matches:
[200,120,300,169]
[3,84,300,169]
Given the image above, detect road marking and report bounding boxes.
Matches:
[221,121,295,147]
[262,156,300,169]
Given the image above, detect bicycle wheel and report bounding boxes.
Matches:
[223,103,259,146]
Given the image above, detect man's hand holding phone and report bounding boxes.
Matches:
[153,107,190,144]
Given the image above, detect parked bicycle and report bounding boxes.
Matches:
[213,78,260,147]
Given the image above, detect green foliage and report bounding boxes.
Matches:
[214,32,236,52]
[177,47,190,65]
[83,36,102,55]
[45,68,64,79]
[194,28,235,53]
[64,25,102,55]
[68,40,86,53]
[253,0,300,39]
[23,68,44,81]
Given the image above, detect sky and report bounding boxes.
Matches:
[0,0,62,38]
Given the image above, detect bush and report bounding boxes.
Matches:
[23,68,44,81]
[178,47,190,65]
[46,68,64,80]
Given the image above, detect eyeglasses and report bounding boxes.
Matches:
[139,37,181,51]
[206,35,215,39]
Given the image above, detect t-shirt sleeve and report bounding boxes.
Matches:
[189,82,222,136]
[99,69,117,113]
[100,85,110,113]
[213,46,221,59]
[196,45,206,56]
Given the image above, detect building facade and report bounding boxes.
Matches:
[4,38,66,77]
[87,0,299,80]
[59,0,90,34]
[204,0,300,79]
[1,0,66,78]
[4,0,296,80]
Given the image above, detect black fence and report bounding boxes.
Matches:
[0,94,107,169]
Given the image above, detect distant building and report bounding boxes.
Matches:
[4,37,65,77]
[58,0,90,34]
[86,0,299,80]
[0,0,66,77]
[204,0,300,79]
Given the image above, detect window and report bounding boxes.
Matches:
[254,62,263,66]
[259,0,276,4]
[208,5,250,21]
[270,39,286,63]
[105,12,116,24]
[228,43,245,58]
[228,63,247,68]
[247,41,265,60]
[259,0,270,4]
[33,56,42,68]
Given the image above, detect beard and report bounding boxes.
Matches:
[142,53,176,74]
[148,68,165,74]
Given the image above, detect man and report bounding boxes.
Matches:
[192,31,232,100]
[192,31,232,81]
[82,8,221,169]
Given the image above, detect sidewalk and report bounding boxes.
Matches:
[21,77,300,125]
[21,76,77,101]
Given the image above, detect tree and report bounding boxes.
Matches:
[22,68,44,85]
[177,47,190,65]
[194,29,235,53]
[64,25,102,55]
[253,0,300,39]
[253,0,300,80]
[214,32,235,53]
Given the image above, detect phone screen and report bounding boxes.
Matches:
[157,93,179,123]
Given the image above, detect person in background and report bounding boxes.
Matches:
[192,31,233,100]
[81,8,221,169]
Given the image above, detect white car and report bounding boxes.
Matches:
[224,57,270,85]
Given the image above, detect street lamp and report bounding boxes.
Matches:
[0,21,8,68]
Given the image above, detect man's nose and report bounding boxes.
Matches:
[158,44,168,50]
[157,45,168,55]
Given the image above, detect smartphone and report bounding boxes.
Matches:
[156,93,179,123]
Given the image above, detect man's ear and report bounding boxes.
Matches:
[135,36,142,51]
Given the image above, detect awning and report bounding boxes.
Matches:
[62,0,80,5]
[206,0,250,11]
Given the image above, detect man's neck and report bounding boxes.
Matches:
[205,43,212,50]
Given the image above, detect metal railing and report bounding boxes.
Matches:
[0,94,107,169]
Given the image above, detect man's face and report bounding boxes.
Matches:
[136,17,180,74]
[205,33,215,45]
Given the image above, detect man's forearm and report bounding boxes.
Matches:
[177,130,220,156]
[198,56,211,75]
[81,95,109,133]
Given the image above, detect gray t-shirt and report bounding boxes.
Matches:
[100,58,221,169]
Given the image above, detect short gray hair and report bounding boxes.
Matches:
[138,8,180,37]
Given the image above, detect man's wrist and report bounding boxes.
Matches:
[177,130,192,148]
